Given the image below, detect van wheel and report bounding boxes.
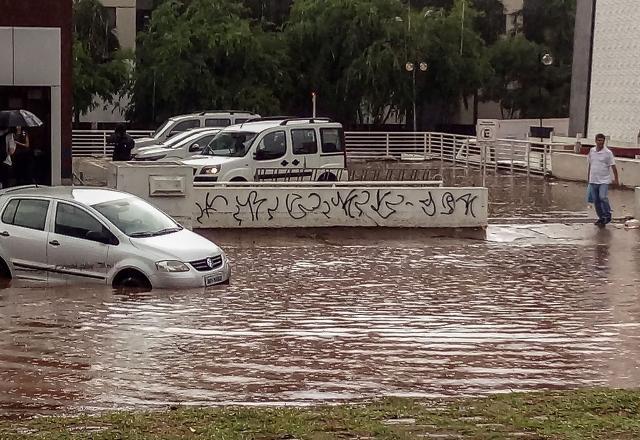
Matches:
[230,177,247,182]
[318,172,337,182]
[113,270,151,291]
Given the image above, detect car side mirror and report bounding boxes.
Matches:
[189,143,201,152]
[86,230,113,245]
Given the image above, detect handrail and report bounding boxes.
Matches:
[72,129,560,176]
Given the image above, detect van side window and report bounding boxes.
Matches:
[256,131,287,160]
[205,118,231,127]
[2,199,49,231]
[292,129,318,155]
[55,203,108,242]
[320,128,344,153]
[168,120,199,137]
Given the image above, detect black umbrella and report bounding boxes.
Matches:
[0,110,44,128]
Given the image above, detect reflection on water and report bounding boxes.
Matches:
[351,161,636,219]
[1,229,640,416]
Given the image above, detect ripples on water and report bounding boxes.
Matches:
[1,235,640,416]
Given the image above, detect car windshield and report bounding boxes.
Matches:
[202,131,257,157]
[92,197,182,237]
[153,120,172,138]
[159,130,201,148]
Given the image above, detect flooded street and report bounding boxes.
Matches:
[1,174,640,417]
[2,227,640,416]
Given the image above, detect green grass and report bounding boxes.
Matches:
[1,389,639,439]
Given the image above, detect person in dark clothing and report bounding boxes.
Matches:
[109,124,135,161]
[13,126,34,185]
[0,127,17,189]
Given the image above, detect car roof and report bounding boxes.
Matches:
[170,111,259,121]
[226,118,343,132]
[0,186,134,206]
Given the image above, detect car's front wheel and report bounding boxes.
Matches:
[113,269,152,291]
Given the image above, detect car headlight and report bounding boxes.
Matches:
[201,166,220,175]
[156,260,190,272]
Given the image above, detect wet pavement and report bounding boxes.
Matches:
[1,173,640,417]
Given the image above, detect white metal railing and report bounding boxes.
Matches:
[344,131,565,175]
[72,129,564,175]
[72,130,153,157]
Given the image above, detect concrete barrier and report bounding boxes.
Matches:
[192,182,488,229]
[107,162,195,229]
[636,188,640,219]
[551,152,640,188]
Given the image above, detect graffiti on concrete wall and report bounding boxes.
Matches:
[195,189,480,226]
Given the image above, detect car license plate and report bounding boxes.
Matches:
[204,274,223,286]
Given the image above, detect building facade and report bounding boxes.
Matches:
[570,0,640,145]
[0,0,73,184]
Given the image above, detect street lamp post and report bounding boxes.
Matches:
[538,52,554,133]
[405,61,428,132]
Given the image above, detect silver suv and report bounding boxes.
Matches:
[0,186,230,289]
[134,110,261,150]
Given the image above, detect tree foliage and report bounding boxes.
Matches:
[283,0,489,127]
[72,0,132,123]
[129,0,288,124]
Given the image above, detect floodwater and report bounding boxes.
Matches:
[1,174,640,417]
[350,160,637,220]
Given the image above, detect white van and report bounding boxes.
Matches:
[134,110,260,150]
[181,118,347,183]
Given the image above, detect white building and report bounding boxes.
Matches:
[570,0,640,146]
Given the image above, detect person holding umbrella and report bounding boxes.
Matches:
[0,110,43,188]
[0,127,16,189]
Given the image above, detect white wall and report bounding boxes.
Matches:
[192,185,488,229]
[551,152,640,189]
[589,0,640,144]
[498,118,569,139]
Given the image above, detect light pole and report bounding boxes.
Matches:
[538,52,554,133]
[405,61,428,132]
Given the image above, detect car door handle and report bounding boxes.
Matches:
[0,231,9,237]
[49,240,60,247]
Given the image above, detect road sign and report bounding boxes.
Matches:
[476,119,500,142]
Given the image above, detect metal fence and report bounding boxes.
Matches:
[72,130,153,157]
[72,129,564,175]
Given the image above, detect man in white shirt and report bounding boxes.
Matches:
[587,133,619,226]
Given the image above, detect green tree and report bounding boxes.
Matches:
[129,0,289,124]
[482,34,570,119]
[481,0,575,119]
[72,0,132,124]
[283,0,489,128]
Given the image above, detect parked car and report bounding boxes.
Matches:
[133,128,221,161]
[182,117,347,183]
[134,111,260,150]
[133,127,214,157]
[0,186,230,289]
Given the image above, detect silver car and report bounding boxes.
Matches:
[0,186,230,289]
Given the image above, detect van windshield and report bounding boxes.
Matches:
[153,120,172,138]
[203,131,257,157]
